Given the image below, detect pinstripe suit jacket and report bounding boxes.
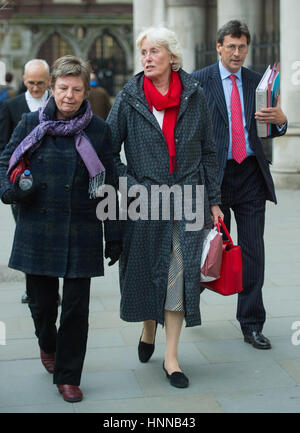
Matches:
[191,63,287,204]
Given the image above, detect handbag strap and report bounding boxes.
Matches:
[216,217,234,246]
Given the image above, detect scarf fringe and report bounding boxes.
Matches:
[89,171,106,199]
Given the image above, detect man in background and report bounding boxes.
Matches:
[88,72,111,120]
[0,72,17,104]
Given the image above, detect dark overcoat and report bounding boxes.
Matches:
[0,99,121,278]
[107,69,221,327]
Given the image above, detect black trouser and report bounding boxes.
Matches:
[221,156,267,334]
[27,274,91,386]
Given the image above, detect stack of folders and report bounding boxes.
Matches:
[255,62,280,137]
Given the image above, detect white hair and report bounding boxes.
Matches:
[24,59,50,75]
[136,27,183,72]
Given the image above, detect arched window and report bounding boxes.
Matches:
[37,33,74,67]
[88,32,128,96]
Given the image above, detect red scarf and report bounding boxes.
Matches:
[143,70,182,173]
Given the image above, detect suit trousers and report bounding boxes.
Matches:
[220,156,267,334]
[27,274,91,386]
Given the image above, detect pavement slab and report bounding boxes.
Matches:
[0,189,300,413]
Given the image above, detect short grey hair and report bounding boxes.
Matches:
[50,55,91,93]
[136,27,183,72]
[24,59,50,75]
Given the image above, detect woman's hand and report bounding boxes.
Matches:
[210,205,224,226]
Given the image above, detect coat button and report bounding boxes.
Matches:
[37,156,43,162]
[64,184,70,191]
[40,183,47,190]
[41,207,47,214]
[63,209,70,214]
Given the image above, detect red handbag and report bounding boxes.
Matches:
[200,217,243,296]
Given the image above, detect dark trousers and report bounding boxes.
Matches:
[27,274,91,386]
[221,156,267,334]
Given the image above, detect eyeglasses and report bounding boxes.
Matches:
[223,44,248,54]
[27,81,48,88]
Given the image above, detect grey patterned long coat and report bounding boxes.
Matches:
[107,69,221,327]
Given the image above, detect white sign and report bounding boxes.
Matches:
[291,321,300,346]
[291,61,300,86]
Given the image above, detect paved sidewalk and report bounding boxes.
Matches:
[0,190,299,413]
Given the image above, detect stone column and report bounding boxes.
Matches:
[153,0,167,27]
[133,0,155,73]
[0,61,5,85]
[167,0,206,73]
[271,0,300,188]
[217,0,263,67]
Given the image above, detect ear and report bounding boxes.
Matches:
[216,43,222,56]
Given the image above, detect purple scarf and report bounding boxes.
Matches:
[7,96,105,199]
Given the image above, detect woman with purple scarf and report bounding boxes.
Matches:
[0,55,122,403]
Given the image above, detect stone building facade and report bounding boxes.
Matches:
[0,0,299,187]
[0,0,133,96]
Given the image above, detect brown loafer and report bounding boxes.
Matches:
[40,349,55,374]
[57,384,83,403]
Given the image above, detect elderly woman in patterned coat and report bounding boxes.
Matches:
[0,55,122,402]
[107,27,223,388]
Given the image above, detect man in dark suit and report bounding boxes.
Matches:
[192,20,287,349]
[0,59,50,303]
[0,59,50,155]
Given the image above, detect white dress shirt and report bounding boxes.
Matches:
[25,90,49,112]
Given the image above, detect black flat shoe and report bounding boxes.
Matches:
[244,331,271,349]
[163,362,189,388]
[138,322,158,363]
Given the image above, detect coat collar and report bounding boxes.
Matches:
[122,69,200,133]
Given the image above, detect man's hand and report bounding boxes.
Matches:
[255,95,287,126]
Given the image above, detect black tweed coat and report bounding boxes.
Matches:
[0,100,121,278]
[107,69,221,327]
